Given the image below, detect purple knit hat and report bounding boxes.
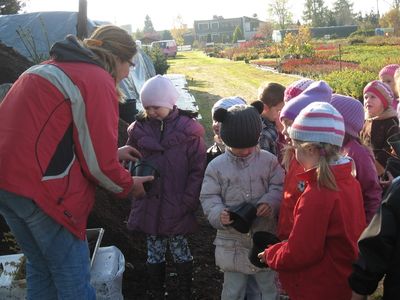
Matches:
[284,79,314,102]
[363,80,394,110]
[290,102,345,147]
[280,80,332,122]
[330,94,364,138]
[379,64,400,78]
[140,75,179,109]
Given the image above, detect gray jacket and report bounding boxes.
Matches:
[200,148,284,274]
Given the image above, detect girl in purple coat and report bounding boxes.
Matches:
[330,94,382,224]
[126,75,206,299]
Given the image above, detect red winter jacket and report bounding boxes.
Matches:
[266,161,366,300]
[277,157,306,240]
[0,61,133,240]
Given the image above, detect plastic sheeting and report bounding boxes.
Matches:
[119,48,156,101]
[0,246,125,300]
[0,11,156,110]
[0,11,96,61]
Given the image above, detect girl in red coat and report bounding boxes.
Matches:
[259,102,366,300]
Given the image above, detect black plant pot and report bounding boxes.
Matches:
[128,160,160,192]
[228,202,257,234]
[249,231,280,268]
[388,132,400,158]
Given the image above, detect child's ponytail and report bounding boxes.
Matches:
[316,143,340,190]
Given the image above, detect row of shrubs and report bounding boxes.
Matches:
[200,35,400,100]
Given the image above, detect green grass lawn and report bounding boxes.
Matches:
[168,51,297,145]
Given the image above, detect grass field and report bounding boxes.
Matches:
[168,51,297,145]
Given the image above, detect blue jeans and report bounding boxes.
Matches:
[0,189,96,300]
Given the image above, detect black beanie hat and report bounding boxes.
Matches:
[214,101,263,148]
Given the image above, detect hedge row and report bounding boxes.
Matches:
[324,69,377,100]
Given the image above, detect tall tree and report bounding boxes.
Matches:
[143,15,155,33]
[256,21,274,40]
[355,10,379,30]
[0,0,24,14]
[333,0,355,25]
[380,8,400,36]
[268,0,293,30]
[170,15,188,46]
[303,0,329,27]
[161,30,173,40]
[133,28,144,41]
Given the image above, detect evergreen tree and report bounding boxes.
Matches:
[232,25,244,42]
[333,0,355,25]
[161,30,173,40]
[355,10,379,30]
[0,0,24,15]
[303,0,328,27]
[143,15,155,33]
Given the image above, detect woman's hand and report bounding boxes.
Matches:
[118,145,142,163]
[220,209,233,226]
[131,176,154,198]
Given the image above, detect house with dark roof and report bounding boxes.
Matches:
[193,16,263,43]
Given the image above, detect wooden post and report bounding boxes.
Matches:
[77,0,88,40]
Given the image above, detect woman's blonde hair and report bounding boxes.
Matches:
[293,140,341,190]
[83,25,137,82]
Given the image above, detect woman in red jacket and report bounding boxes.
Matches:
[0,25,152,299]
[259,102,366,300]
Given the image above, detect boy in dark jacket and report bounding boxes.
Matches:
[258,82,285,162]
[349,177,400,300]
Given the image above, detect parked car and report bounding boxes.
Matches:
[151,40,177,58]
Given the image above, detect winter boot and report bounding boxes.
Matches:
[146,262,166,300]
[176,260,193,300]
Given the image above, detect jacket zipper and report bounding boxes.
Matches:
[157,120,165,232]
[160,120,164,142]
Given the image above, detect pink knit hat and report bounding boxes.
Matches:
[140,75,179,109]
[284,79,314,102]
[363,80,394,110]
[378,64,400,79]
[330,94,364,138]
[290,102,345,147]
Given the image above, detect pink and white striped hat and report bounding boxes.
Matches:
[284,79,314,102]
[290,102,345,147]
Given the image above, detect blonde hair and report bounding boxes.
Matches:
[281,143,295,172]
[293,140,341,190]
[394,68,400,96]
[82,25,137,82]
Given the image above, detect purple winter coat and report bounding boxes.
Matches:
[343,139,382,224]
[126,108,206,235]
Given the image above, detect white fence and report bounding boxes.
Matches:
[177,45,192,51]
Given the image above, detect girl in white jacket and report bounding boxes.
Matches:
[200,101,284,300]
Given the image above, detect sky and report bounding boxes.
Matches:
[24,0,392,31]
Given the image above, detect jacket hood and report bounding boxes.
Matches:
[49,35,104,68]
